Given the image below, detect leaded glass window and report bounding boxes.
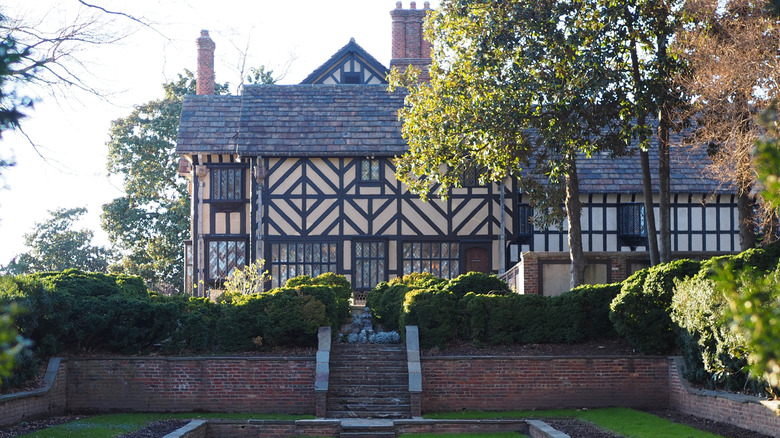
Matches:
[211,167,243,201]
[354,241,386,290]
[270,242,338,288]
[402,242,459,278]
[518,205,534,236]
[207,239,247,281]
[360,159,381,182]
[619,204,646,237]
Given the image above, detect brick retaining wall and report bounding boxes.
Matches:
[421,356,671,412]
[668,357,780,437]
[0,358,66,426]
[65,357,315,414]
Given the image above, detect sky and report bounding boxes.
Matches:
[0,0,438,265]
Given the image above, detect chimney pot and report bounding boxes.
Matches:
[424,1,430,9]
[396,1,402,8]
[410,1,416,9]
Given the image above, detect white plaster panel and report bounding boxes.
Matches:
[691,237,703,251]
[534,235,546,250]
[706,233,717,251]
[605,207,617,231]
[677,207,689,231]
[606,234,617,251]
[678,237,689,252]
[720,234,733,251]
[691,209,703,231]
[591,237,603,252]
[705,207,718,230]
[591,208,603,231]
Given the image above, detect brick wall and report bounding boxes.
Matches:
[421,356,670,412]
[65,357,315,414]
[0,358,67,426]
[668,357,780,437]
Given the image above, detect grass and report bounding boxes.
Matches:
[399,434,527,438]
[425,407,725,438]
[17,412,313,438]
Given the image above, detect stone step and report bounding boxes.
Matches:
[329,410,409,419]
[327,385,408,394]
[340,432,396,438]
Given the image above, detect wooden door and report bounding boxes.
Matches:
[465,247,490,273]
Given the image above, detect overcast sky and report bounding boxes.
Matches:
[0,0,438,264]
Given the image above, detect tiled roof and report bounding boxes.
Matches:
[577,142,726,194]
[176,85,730,194]
[176,85,407,157]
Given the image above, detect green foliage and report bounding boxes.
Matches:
[718,263,780,389]
[402,289,459,349]
[465,284,621,346]
[102,70,229,295]
[222,260,270,297]
[367,273,445,332]
[444,272,510,300]
[610,260,701,354]
[0,29,33,141]
[1,208,114,275]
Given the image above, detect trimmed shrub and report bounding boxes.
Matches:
[401,289,458,348]
[610,259,701,354]
[567,283,622,340]
[443,272,510,299]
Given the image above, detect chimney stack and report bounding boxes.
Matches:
[390,2,432,82]
[196,30,216,95]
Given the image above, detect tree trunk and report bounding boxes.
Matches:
[627,10,660,265]
[656,14,673,263]
[566,162,585,289]
[641,149,660,265]
[658,103,672,263]
[738,190,757,250]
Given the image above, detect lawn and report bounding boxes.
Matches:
[16,413,312,438]
[425,407,726,438]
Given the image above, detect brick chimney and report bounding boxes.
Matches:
[196,30,216,95]
[390,1,432,82]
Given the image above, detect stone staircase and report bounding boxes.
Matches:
[327,343,411,419]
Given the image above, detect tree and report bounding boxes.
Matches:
[676,0,780,248]
[1,207,113,275]
[0,16,35,140]
[102,71,214,295]
[103,67,278,295]
[390,0,631,288]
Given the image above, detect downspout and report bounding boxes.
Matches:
[499,178,507,276]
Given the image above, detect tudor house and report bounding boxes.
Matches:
[176,2,741,299]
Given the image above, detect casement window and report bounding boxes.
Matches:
[360,158,381,182]
[184,240,193,292]
[402,242,460,279]
[211,167,244,201]
[518,205,534,236]
[207,239,248,281]
[269,242,338,289]
[461,166,478,187]
[618,203,648,249]
[618,203,647,238]
[354,240,387,291]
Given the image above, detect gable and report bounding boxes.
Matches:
[301,38,389,85]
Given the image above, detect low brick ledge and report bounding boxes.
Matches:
[168,418,572,438]
[0,357,61,402]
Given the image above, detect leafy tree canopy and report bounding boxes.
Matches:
[1,207,113,275]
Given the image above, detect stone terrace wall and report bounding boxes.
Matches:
[668,357,780,437]
[0,358,67,426]
[421,356,670,412]
[65,357,315,414]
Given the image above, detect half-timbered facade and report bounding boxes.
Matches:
[176,2,740,298]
